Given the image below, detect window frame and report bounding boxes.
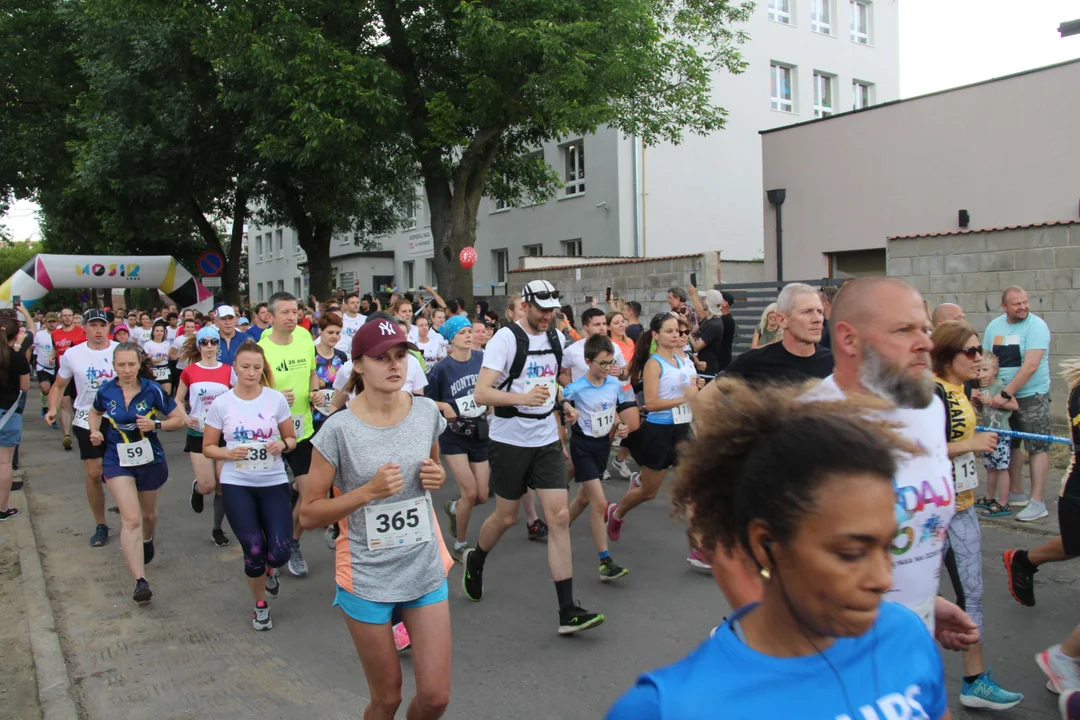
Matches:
[813,72,835,118]
[255,235,263,263]
[403,260,415,289]
[257,282,265,302]
[561,140,586,197]
[768,0,792,24]
[492,248,509,284]
[852,80,873,110]
[562,239,583,257]
[276,279,284,293]
[850,0,870,44]
[523,244,543,257]
[810,0,831,34]
[770,63,794,113]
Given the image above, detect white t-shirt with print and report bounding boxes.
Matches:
[482,322,565,447]
[805,375,954,632]
[204,387,292,488]
[143,340,171,368]
[416,334,447,366]
[561,337,625,383]
[166,325,178,342]
[132,326,153,347]
[33,329,54,371]
[58,341,119,424]
[171,334,193,370]
[335,312,367,358]
[331,353,427,397]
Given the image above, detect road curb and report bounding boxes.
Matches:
[16,490,80,720]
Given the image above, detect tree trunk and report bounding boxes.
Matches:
[219,189,247,306]
[294,216,334,303]
[188,197,237,304]
[427,182,475,314]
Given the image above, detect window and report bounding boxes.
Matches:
[562,239,583,257]
[257,283,265,302]
[403,260,415,289]
[494,197,509,212]
[255,235,263,262]
[276,229,283,257]
[523,244,543,256]
[492,249,509,283]
[562,140,585,196]
[406,199,418,229]
[768,0,791,24]
[811,0,831,34]
[828,249,885,278]
[770,63,794,112]
[850,0,869,44]
[293,278,301,297]
[852,80,873,109]
[425,258,435,286]
[813,72,834,118]
[276,279,284,293]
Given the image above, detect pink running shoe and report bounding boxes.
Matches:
[687,549,710,570]
[393,622,411,652]
[605,502,618,524]
[607,509,623,542]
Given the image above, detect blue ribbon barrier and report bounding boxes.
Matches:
[975,426,1072,446]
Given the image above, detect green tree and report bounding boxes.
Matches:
[211,0,751,309]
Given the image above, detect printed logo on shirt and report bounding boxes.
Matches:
[450,374,478,396]
[275,357,310,374]
[135,400,150,414]
[232,423,276,442]
[835,684,930,720]
[525,360,558,379]
[990,334,1022,368]
[84,365,115,390]
[892,476,952,556]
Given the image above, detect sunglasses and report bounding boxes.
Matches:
[199,339,220,347]
[678,329,690,336]
[527,290,560,301]
[959,346,981,359]
[592,359,617,367]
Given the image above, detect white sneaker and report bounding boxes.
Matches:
[611,459,631,478]
[288,541,309,576]
[252,602,272,631]
[611,436,622,448]
[629,472,641,490]
[1038,645,1080,693]
[1016,500,1048,522]
[1009,493,1029,507]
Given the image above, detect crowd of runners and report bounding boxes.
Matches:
[4,275,1080,718]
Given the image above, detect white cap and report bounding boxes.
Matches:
[215,305,237,318]
[522,279,561,310]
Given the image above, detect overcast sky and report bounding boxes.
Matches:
[4,0,1080,242]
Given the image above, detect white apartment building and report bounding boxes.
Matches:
[247,0,899,298]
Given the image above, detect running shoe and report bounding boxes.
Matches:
[1062,689,1080,719]
[252,601,272,631]
[973,496,992,510]
[558,604,605,635]
[62,435,72,451]
[959,669,1023,710]
[450,542,468,564]
[288,540,308,577]
[599,558,628,582]
[1016,500,1048,522]
[1039,645,1080,694]
[143,539,155,565]
[527,519,548,542]
[1010,492,1029,507]
[629,472,641,490]
[265,567,280,597]
[607,510,623,542]
[462,548,483,602]
[212,529,230,547]
[687,548,710,570]
[604,502,617,524]
[444,499,458,538]
[611,436,622,448]
[1003,549,1037,607]
[190,479,204,514]
[90,523,109,547]
[393,622,411,651]
[324,525,338,550]
[10,480,22,492]
[611,458,631,478]
[132,577,152,605]
[0,507,19,521]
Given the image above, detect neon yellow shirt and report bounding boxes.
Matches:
[259,327,316,441]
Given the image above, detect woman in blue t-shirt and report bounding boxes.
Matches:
[88,343,187,605]
[425,315,489,562]
[607,379,950,720]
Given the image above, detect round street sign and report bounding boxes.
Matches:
[78,291,91,304]
[197,251,225,277]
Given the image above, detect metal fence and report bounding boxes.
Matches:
[717,278,843,357]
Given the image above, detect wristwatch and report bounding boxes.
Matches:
[154,419,162,431]
[1000,390,1012,401]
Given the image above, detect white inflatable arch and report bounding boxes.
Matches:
[0,254,214,312]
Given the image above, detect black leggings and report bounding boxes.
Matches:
[222,483,293,578]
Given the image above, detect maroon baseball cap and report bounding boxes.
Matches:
[351,318,419,359]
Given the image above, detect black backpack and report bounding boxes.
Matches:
[494,323,563,420]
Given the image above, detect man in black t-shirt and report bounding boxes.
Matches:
[724,283,833,383]
[718,292,736,371]
[692,290,727,375]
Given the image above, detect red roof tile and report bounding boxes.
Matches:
[888,219,1080,241]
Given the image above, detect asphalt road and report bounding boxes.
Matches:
[16,415,1080,720]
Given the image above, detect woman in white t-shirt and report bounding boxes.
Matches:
[414,316,446,367]
[202,342,296,632]
[301,317,450,720]
[176,326,236,546]
[142,323,173,394]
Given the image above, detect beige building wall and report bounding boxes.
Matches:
[761,59,1080,281]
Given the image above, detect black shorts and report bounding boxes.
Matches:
[1060,494,1080,556]
[569,432,611,482]
[184,433,225,454]
[284,438,313,477]
[73,425,106,461]
[625,421,690,472]
[489,439,566,500]
[64,380,77,400]
[438,431,489,463]
[36,370,55,386]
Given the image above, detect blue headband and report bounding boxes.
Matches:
[439,315,472,343]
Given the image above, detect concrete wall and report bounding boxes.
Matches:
[762,59,1080,281]
[887,222,1080,426]
[645,0,899,260]
[508,252,720,322]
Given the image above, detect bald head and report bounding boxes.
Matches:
[931,303,965,327]
[829,277,922,330]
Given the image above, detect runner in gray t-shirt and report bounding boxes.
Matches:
[301,318,451,719]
